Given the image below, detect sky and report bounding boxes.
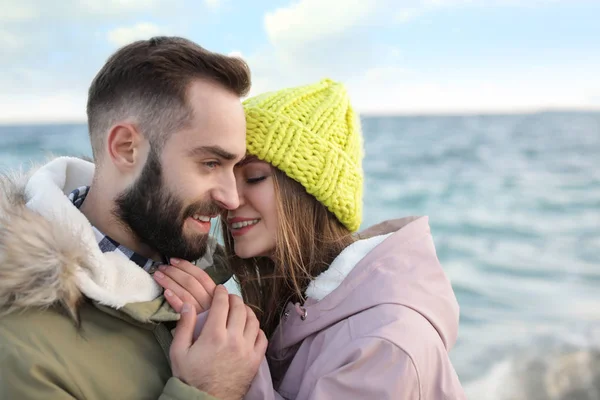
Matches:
[1,0,599,123]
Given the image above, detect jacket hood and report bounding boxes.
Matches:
[0,156,220,323]
[272,216,460,352]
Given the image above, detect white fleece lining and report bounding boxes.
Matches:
[305,233,393,301]
[24,157,162,308]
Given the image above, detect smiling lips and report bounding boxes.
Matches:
[187,214,215,233]
[192,214,211,222]
[228,217,261,236]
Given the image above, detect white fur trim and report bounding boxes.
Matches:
[305,233,393,301]
[24,157,161,308]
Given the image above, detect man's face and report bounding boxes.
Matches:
[114,79,246,260]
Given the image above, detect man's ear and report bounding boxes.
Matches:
[106,123,145,172]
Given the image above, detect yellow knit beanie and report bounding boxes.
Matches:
[243,78,364,232]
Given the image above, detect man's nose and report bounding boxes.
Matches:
[212,170,240,210]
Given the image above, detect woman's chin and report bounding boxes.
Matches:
[234,244,258,259]
[234,243,274,260]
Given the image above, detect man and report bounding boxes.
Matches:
[0,36,266,399]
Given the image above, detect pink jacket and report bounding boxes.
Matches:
[242,216,466,399]
[195,217,466,399]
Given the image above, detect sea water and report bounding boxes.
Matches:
[2,112,599,399]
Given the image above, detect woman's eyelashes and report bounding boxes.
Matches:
[246,176,266,184]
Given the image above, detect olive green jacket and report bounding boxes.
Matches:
[0,157,231,399]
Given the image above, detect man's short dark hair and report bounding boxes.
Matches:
[86,36,251,161]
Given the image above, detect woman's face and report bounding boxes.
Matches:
[226,159,278,259]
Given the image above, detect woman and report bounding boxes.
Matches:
[158,78,466,399]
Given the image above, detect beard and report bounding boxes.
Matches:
[113,149,221,261]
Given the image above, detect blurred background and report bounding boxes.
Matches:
[1,1,599,398]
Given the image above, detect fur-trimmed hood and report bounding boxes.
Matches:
[0,157,218,321]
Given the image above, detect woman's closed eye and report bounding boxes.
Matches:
[247,176,266,184]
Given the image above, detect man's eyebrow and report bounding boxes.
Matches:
[187,146,238,161]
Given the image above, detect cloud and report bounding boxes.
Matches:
[254,0,402,90]
[204,0,222,10]
[0,92,86,124]
[0,2,174,123]
[244,0,598,115]
[1,2,38,22]
[347,66,599,114]
[246,0,405,96]
[79,0,168,16]
[393,0,565,22]
[0,0,177,62]
[228,50,244,58]
[0,29,25,52]
[1,0,171,22]
[2,0,227,27]
[263,0,563,35]
[396,7,426,23]
[107,23,165,47]
[264,0,378,49]
[586,92,600,107]
[0,0,596,123]
[0,0,226,124]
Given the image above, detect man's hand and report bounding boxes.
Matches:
[170,285,268,400]
[153,258,216,313]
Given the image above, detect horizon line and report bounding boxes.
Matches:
[1,107,599,126]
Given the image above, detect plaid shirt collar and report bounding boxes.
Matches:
[68,186,166,274]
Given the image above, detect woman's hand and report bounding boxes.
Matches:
[153,258,217,313]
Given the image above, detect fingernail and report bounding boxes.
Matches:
[181,303,191,313]
[165,289,173,297]
[158,265,167,271]
[170,258,180,265]
[154,271,164,279]
[217,284,228,293]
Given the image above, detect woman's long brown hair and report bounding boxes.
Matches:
[221,168,355,338]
